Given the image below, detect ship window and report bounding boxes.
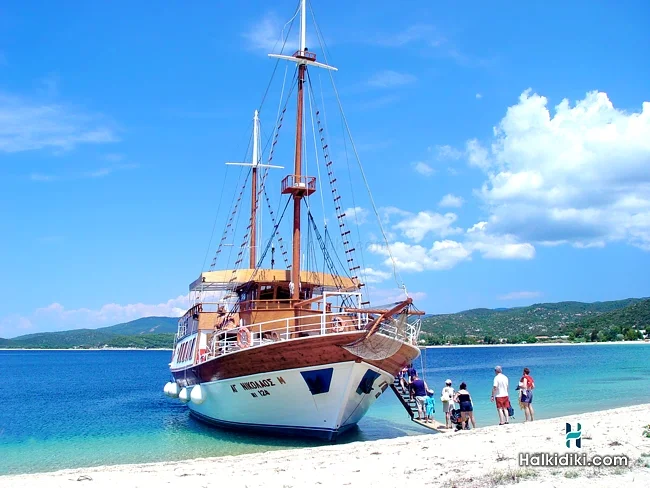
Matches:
[356,369,381,395]
[300,368,334,395]
[260,285,274,300]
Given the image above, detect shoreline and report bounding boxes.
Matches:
[1,341,648,352]
[422,340,650,349]
[3,404,649,487]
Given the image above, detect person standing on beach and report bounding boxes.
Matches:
[519,367,535,422]
[491,365,510,425]
[441,379,455,429]
[454,382,476,430]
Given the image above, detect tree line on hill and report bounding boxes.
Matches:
[419,298,649,345]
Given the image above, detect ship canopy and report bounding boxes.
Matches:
[191,269,358,292]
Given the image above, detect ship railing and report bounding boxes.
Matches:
[406,318,422,345]
[203,309,412,361]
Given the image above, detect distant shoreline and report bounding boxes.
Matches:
[421,340,649,349]
[0,348,172,351]
[2,340,648,352]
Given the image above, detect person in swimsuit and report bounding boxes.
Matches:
[519,367,535,422]
[454,382,476,430]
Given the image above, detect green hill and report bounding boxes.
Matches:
[420,297,649,345]
[1,316,179,349]
[568,299,650,342]
[98,316,178,335]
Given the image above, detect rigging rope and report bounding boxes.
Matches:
[309,5,406,296]
[306,71,362,293]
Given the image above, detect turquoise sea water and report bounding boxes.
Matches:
[1,344,649,475]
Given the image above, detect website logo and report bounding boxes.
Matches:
[566,422,582,448]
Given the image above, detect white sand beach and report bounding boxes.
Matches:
[3,404,649,487]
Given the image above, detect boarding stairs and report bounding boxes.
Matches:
[390,377,443,432]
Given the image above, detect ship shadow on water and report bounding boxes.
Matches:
[161,401,422,451]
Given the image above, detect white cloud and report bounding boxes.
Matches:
[469,89,650,250]
[0,92,116,153]
[439,193,464,208]
[412,161,435,176]
[466,138,490,170]
[498,291,542,301]
[436,145,464,161]
[343,206,369,224]
[361,267,392,284]
[366,286,427,305]
[243,12,299,53]
[394,211,462,242]
[29,163,138,182]
[476,93,483,99]
[0,295,192,337]
[367,70,417,88]
[369,240,472,272]
[466,221,536,259]
[367,207,535,273]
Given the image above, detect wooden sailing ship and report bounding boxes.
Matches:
[163,0,424,440]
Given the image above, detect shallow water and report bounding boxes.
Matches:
[1,344,648,475]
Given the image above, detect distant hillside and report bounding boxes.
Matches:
[568,299,650,342]
[97,316,178,335]
[0,316,179,349]
[420,297,649,344]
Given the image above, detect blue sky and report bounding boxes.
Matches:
[1,0,649,337]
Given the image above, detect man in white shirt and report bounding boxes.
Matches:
[491,365,510,425]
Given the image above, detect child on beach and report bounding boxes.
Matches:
[425,389,435,424]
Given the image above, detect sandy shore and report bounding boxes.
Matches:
[3,405,649,487]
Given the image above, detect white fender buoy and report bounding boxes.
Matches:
[178,387,190,403]
[167,382,180,398]
[190,384,205,405]
[163,382,173,396]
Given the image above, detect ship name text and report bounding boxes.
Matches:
[230,376,286,398]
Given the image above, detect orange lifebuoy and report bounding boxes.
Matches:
[237,328,252,348]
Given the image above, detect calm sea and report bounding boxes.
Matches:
[1,344,649,475]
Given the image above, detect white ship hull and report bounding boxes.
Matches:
[185,360,393,440]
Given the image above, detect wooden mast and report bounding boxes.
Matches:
[226,110,282,270]
[270,0,337,303]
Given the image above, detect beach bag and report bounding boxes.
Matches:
[507,405,515,417]
[440,392,451,402]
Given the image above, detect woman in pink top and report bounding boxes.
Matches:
[519,367,535,422]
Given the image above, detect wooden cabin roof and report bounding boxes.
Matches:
[190,268,358,292]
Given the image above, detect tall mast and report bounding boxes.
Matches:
[270,0,337,302]
[250,110,260,269]
[226,110,282,270]
[291,0,307,301]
